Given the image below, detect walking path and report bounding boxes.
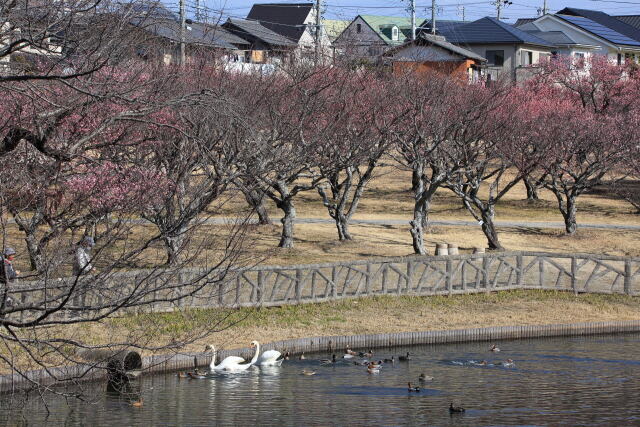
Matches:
[204,217,640,231]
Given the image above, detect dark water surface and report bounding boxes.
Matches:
[2,333,640,426]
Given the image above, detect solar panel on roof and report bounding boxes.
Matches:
[561,15,640,46]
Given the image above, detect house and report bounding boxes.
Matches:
[130,17,243,65]
[521,8,640,65]
[0,0,63,73]
[333,15,424,60]
[245,3,332,60]
[432,17,556,81]
[384,33,486,81]
[515,22,600,58]
[222,18,297,64]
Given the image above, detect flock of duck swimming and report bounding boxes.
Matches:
[177,341,516,414]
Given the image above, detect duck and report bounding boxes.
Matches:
[418,373,433,383]
[367,363,380,374]
[343,353,354,359]
[187,371,207,379]
[301,369,316,376]
[449,402,466,413]
[398,352,411,362]
[176,372,188,379]
[299,352,306,360]
[353,360,368,366]
[383,356,395,364]
[131,398,144,408]
[345,345,357,356]
[476,360,488,366]
[498,359,515,367]
[408,382,420,392]
[321,354,337,364]
[490,344,500,352]
[205,341,260,372]
[359,350,373,358]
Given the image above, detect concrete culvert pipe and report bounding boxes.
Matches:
[77,349,142,384]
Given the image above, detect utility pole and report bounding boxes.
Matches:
[315,0,322,65]
[457,5,465,22]
[410,0,416,40]
[542,0,548,15]
[195,0,202,21]
[430,0,436,35]
[494,0,512,20]
[179,0,186,65]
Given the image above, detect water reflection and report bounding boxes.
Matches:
[1,333,640,426]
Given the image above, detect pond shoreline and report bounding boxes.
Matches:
[3,319,640,394]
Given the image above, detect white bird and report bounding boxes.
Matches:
[206,341,260,372]
[256,345,286,367]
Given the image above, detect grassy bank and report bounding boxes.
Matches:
[120,290,640,355]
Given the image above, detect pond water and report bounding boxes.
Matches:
[2,333,640,426]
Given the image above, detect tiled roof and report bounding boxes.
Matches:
[385,33,486,62]
[523,30,580,46]
[514,18,536,27]
[616,15,640,31]
[438,17,555,47]
[131,17,238,49]
[246,3,313,42]
[557,8,640,45]
[224,18,298,48]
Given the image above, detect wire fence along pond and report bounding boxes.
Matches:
[7,251,640,319]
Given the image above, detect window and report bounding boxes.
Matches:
[485,50,504,67]
[521,50,533,66]
[392,26,399,41]
[356,23,362,33]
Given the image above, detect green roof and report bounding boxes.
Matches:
[359,15,425,45]
[323,19,350,40]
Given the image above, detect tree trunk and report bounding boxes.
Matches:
[524,177,539,201]
[411,169,420,193]
[163,231,186,265]
[480,206,503,251]
[24,232,44,272]
[562,196,578,235]
[335,214,352,241]
[277,199,296,248]
[410,199,430,255]
[243,188,271,225]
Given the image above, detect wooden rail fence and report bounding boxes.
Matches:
[6,252,640,320]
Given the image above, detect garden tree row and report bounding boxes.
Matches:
[235,57,638,251]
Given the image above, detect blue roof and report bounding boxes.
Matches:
[558,8,640,46]
[558,15,640,46]
[438,17,555,47]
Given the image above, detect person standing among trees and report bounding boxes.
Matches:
[1,247,20,308]
[73,237,95,276]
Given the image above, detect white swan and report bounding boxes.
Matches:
[205,341,259,372]
[256,343,286,367]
